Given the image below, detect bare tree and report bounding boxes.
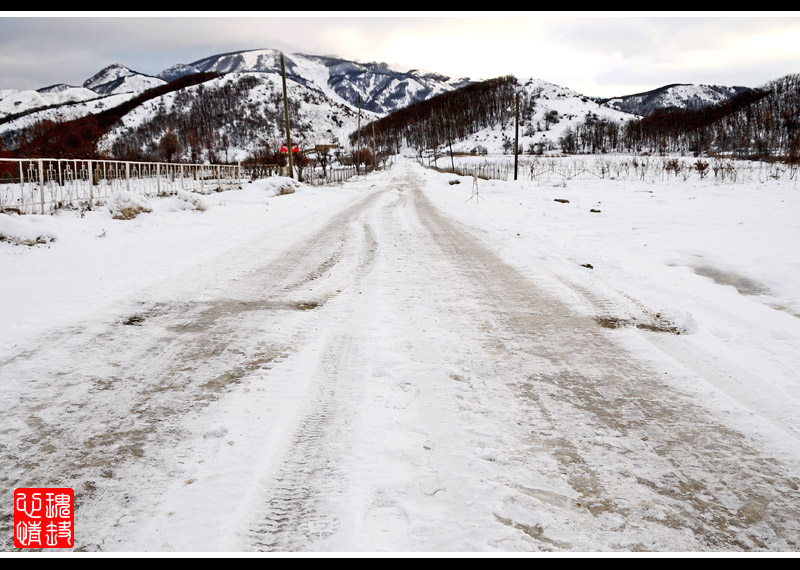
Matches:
[158,130,181,162]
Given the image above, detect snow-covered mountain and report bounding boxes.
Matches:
[0,47,762,162]
[2,48,759,128]
[1,49,471,149]
[405,77,638,157]
[597,83,753,116]
[100,71,380,163]
[0,85,99,121]
[0,64,164,124]
[83,64,166,96]
[158,49,472,114]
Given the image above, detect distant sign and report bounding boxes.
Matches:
[280,146,300,153]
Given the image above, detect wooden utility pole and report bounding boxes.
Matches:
[514,91,519,181]
[280,52,293,180]
[356,95,362,175]
[449,131,455,172]
[372,121,377,171]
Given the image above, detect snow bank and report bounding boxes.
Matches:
[252,176,300,197]
[107,189,153,220]
[0,213,57,246]
[176,189,208,212]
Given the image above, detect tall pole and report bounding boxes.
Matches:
[280,52,293,180]
[356,95,361,175]
[514,91,519,181]
[372,122,377,171]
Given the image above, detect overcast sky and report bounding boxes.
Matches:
[1,12,799,98]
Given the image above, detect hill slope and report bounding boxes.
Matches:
[360,76,637,157]
[598,83,753,116]
[84,64,167,96]
[157,48,473,114]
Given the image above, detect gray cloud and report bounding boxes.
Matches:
[0,14,798,97]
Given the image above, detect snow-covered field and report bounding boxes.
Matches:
[0,176,354,356]
[1,155,799,553]
[423,153,800,441]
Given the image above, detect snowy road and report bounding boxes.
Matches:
[2,162,799,552]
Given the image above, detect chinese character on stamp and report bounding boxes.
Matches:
[14,488,74,549]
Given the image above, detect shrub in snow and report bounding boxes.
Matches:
[276,179,298,196]
[108,190,152,220]
[260,177,299,197]
[177,190,208,211]
[0,214,57,246]
[671,311,698,335]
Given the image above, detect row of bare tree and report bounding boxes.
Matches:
[559,74,800,162]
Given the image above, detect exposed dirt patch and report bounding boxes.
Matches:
[121,303,172,326]
[122,314,146,326]
[635,321,684,334]
[595,316,630,329]
[595,316,684,334]
[494,514,571,549]
[766,303,800,319]
[693,265,769,296]
[197,350,286,399]
[0,233,55,246]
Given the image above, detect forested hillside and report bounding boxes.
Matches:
[597,84,753,116]
[5,73,221,159]
[3,72,366,165]
[361,72,799,164]
[3,48,796,166]
[355,75,633,158]
[354,76,520,155]
[558,74,800,162]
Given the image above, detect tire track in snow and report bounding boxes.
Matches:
[236,210,382,551]
[0,188,383,551]
[407,165,800,551]
[242,331,356,551]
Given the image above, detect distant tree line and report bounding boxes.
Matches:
[559,74,800,163]
[3,71,357,168]
[352,76,532,158]
[3,72,221,159]
[107,74,288,163]
[6,69,798,168]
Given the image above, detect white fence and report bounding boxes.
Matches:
[302,165,364,186]
[0,158,242,214]
[427,155,800,185]
[240,164,368,187]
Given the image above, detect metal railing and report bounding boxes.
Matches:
[424,155,800,185]
[303,165,362,186]
[0,158,242,214]
[240,164,372,187]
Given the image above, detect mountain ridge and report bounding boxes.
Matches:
[155,48,474,114]
[596,83,754,116]
[1,48,755,127]
[1,47,777,163]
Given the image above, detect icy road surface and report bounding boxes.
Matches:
[1,161,799,552]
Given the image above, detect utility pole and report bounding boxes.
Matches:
[372,121,377,171]
[280,52,293,180]
[449,129,455,172]
[514,91,519,181]
[356,95,361,175]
